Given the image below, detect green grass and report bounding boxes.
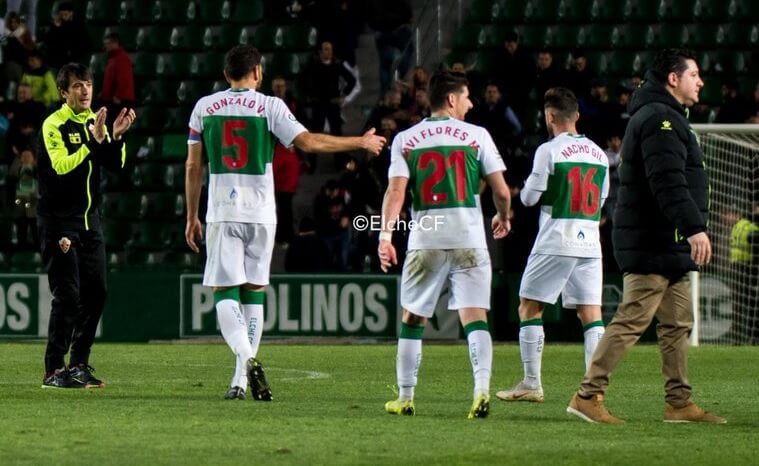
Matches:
[0,342,757,466]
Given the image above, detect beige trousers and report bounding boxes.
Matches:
[579,273,693,408]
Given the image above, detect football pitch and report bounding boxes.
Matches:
[1,342,757,466]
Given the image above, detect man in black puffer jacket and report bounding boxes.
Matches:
[567,49,726,424]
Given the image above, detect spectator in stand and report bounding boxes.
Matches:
[40,1,90,72]
[401,66,429,107]
[273,143,300,246]
[601,84,632,136]
[467,82,522,158]
[565,50,596,101]
[100,32,135,128]
[534,49,564,106]
[366,0,413,95]
[285,217,332,273]
[271,75,300,118]
[365,88,408,133]
[495,31,535,117]
[304,40,356,169]
[601,131,623,273]
[315,0,362,69]
[21,50,58,108]
[2,11,34,85]
[313,179,350,271]
[9,147,38,249]
[716,78,752,123]
[4,0,38,39]
[578,78,610,146]
[406,88,430,125]
[4,82,45,156]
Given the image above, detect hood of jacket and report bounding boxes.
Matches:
[628,70,687,117]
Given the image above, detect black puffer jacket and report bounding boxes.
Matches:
[612,70,708,277]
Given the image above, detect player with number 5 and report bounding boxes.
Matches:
[185,45,385,401]
[495,88,609,405]
[378,71,512,419]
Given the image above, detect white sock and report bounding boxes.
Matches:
[397,338,422,400]
[216,297,254,388]
[583,322,605,370]
[242,302,264,358]
[519,321,544,389]
[466,326,492,397]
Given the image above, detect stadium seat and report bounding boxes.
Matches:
[9,251,43,273]
[124,250,165,269]
[583,51,610,75]
[623,0,660,21]
[138,80,173,106]
[89,53,108,76]
[693,0,730,21]
[468,0,502,23]
[152,0,191,24]
[728,0,759,20]
[251,24,284,51]
[546,25,579,49]
[164,105,193,132]
[647,24,688,48]
[711,50,750,75]
[0,222,18,249]
[221,0,264,24]
[211,80,228,92]
[453,25,486,50]
[187,0,222,23]
[161,223,190,251]
[107,252,126,271]
[203,25,239,51]
[102,167,134,192]
[590,0,625,21]
[161,134,189,160]
[131,106,168,133]
[498,0,527,22]
[133,52,158,78]
[118,0,154,24]
[737,77,758,97]
[102,221,133,251]
[470,50,502,76]
[139,193,184,219]
[136,26,171,51]
[658,0,696,21]
[685,23,719,48]
[164,251,203,271]
[132,163,168,191]
[125,135,158,160]
[610,24,649,49]
[524,0,562,22]
[522,106,544,133]
[576,24,614,48]
[281,25,319,51]
[101,192,143,220]
[156,53,193,77]
[557,0,594,22]
[85,0,109,24]
[698,80,723,105]
[514,24,548,49]
[264,53,307,79]
[164,163,186,192]
[189,53,225,79]
[176,80,205,105]
[127,221,170,249]
[169,26,204,51]
[716,23,759,48]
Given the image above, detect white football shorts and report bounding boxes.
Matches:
[401,248,492,318]
[203,222,276,287]
[519,254,603,308]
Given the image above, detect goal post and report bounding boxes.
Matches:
[691,124,759,345]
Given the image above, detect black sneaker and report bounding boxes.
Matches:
[224,386,246,400]
[69,364,105,388]
[247,358,272,401]
[41,368,85,389]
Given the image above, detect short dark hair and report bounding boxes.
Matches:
[224,45,262,81]
[56,63,92,91]
[652,48,697,81]
[544,87,578,122]
[504,30,519,43]
[428,71,468,110]
[57,1,74,12]
[104,32,120,44]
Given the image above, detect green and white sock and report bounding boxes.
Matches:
[397,322,424,401]
[464,320,492,397]
[241,289,265,358]
[519,318,544,389]
[214,288,253,388]
[583,320,605,370]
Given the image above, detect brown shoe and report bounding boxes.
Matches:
[567,392,624,424]
[664,401,726,424]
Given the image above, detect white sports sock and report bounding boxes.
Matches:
[583,324,605,370]
[216,298,254,388]
[397,338,422,401]
[467,329,493,397]
[242,303,264,358]
[520,322,544,389]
